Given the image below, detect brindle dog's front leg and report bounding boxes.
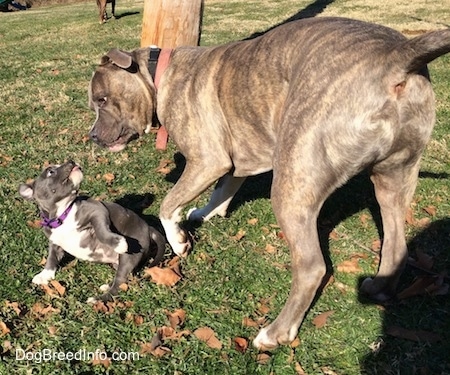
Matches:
[161,159,232,256]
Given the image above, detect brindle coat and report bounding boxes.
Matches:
[88,17,450,349]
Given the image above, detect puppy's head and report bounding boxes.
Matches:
[19,161,83,215]
[88,48,156,152]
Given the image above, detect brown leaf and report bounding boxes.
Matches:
[156,159,173,175]
[256,352,271,364]
[397,275,448,299]
[90,355,112,368]
[329,230,339,240]
[0,322,10,336]
[92,301,115,314]
[336,258,362,274]
[247,218,258,225]
[31,303,60,317]
[166,309,186,329]
[265,244,276,254]
[423,205,437,216]
[290,337,301,348]
[194,327,222,349]
[102,173,115,184]
[312,310,335,328]
[133,315,144,326]
[233,337,248,353]
[50,280,66,296]
[417,217,431,228]
[405,207,416,225]
[360,213,371,226]
[242,317,259,328]
[231,229,246,241]
[371,239,381,252]
[48,326,58,335]
[119,283,129,292]
[144,267,181,286]
[27,219,41,229]
[5,301,21,316]
[386,326,441,343]
[295,362,307,375]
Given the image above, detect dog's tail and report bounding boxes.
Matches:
[392,28,450,73]
[147,229,167,268]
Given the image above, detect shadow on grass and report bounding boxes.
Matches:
[245,0,335,39]
[359,218,450,374]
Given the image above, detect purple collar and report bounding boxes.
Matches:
[40,201,74,229]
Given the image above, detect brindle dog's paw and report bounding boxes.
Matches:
[360,277,392,302]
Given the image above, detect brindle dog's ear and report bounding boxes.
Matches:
[18,183,34,200]
[102,49,133,69]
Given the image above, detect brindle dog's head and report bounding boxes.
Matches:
[88,49,156,152]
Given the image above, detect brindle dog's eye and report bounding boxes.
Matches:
[46,168,56,178]
[98,97,107,107]
[51,189,56,193]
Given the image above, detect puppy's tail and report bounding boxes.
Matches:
[147,229,167,268]
[392,28,450,73]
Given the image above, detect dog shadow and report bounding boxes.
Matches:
[359,218,450,374]
[113,11,140,20]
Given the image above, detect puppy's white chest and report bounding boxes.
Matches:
[48,209,94,261]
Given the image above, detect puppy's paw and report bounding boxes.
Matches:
[172,239,191,258]
[114,236,128,254]
[32,269,56,285]
[360,277,392,302]
[87,297,98,304]
[99,284,110,292]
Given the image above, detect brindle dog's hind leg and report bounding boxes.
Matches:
[360,160,421,300]
[187,174,246,222]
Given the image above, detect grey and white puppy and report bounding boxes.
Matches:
[88,17,450,349]
[19,160,166,302]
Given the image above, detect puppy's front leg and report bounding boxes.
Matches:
[32,243,65,285]
[91,208,128,254]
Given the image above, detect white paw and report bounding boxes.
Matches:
[114,237,128,254]
[99,284,110,292]
[87,297,97,304]
[172,240,191,257]
[32,269,56,285]
[253,327,279,350]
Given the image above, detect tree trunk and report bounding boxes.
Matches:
[141,0,203,48]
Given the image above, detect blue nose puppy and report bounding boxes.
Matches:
[19,160,166,302]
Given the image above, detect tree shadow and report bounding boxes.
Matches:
[245,0,335,39]
[359,218,450,374]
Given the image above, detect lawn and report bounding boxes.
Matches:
[0,0,449,374]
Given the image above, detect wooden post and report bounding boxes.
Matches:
[141,0,203,48]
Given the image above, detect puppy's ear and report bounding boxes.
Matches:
[103,49,133,69]
[18,183,34,200]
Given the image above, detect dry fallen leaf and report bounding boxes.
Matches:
[423,205,437,216]
[242,317,259,328]
[194,327,222,349]
[405,207,416,225]
[166,309,186,329]
[265,244,277,254]
[155,159,173,175]
[248,218,258,225]
[102,173,115,184]
[295,362,307,375]
[144,266,181,286]
[336,258,362,274]
[5,301,21,316]
[31,303,60,317]
[50,280,66,296]
[233,337,248,353]
[312,310,335,328]
[231,229,246,241]
[397,275,448,299]
[0,322,10,336]
[386,326,441,343]
[256,352,271,364]
[90,355,112,368]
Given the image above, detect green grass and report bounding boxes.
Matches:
[1,1,449,374]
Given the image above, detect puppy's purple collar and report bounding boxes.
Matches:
[40,201,74,229]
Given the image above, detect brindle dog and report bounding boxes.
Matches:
[88,17,450,349]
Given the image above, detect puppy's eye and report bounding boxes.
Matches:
[51,189,56,193]
[46,169,56,177]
